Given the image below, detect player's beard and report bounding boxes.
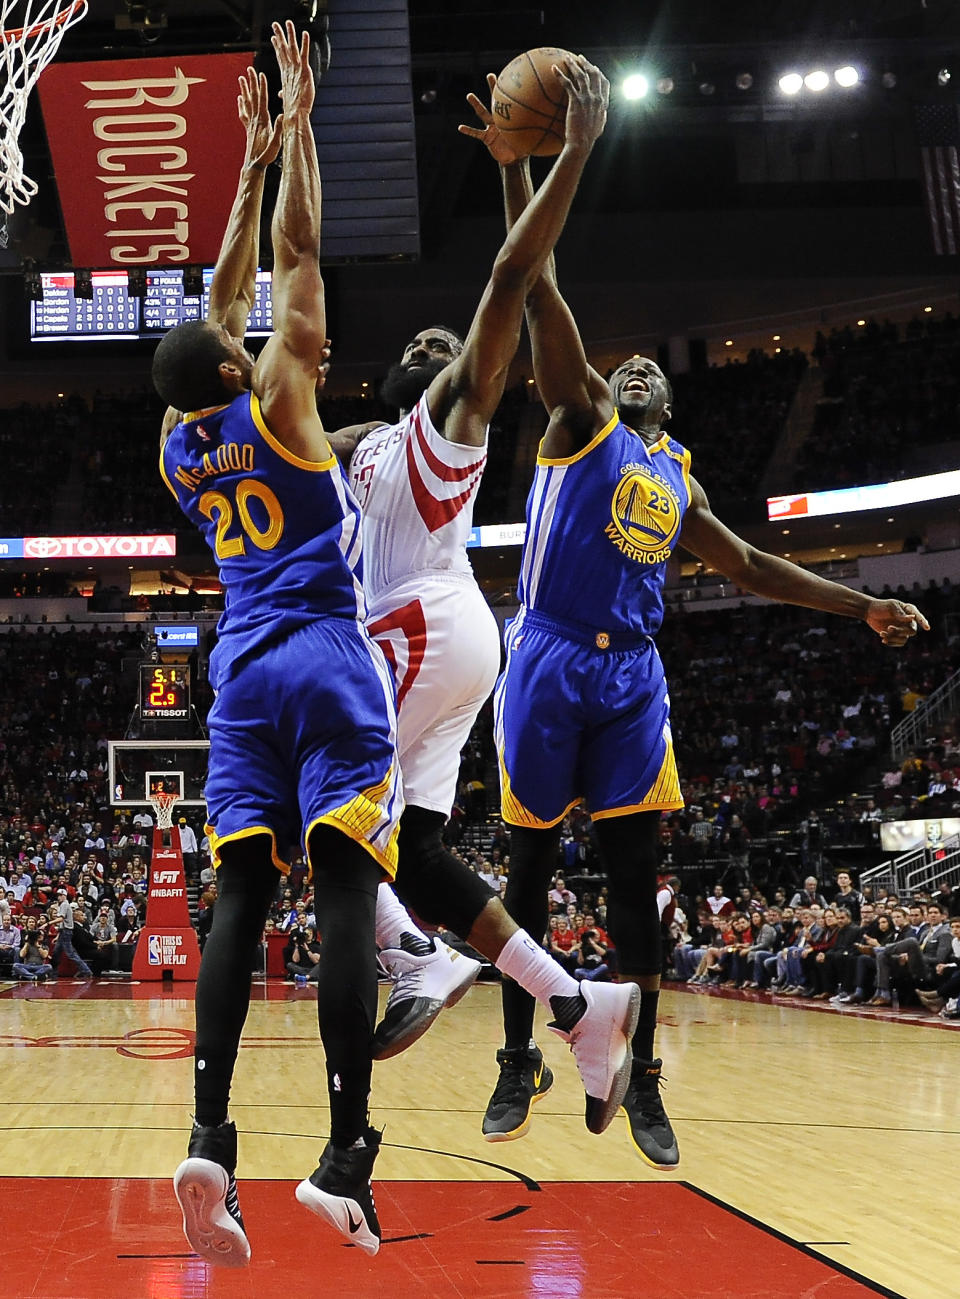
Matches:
[380,358,447,410]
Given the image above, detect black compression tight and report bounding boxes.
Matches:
[308,824,382,1147]
[193,837,280,1127]
[499,824,561,1049]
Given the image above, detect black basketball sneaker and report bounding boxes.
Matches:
[173,1119,250,1267]
[295,1127,383,1256]
[621,1058,680,1169]
[482,1042,554,1141]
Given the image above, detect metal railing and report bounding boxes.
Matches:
[890,667,960,761]
[860,832,960,899]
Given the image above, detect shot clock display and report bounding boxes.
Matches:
[139,664,191,722]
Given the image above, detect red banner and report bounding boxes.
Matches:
[38,52,251,268]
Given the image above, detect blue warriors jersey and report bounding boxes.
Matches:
[161,392,365,688]
[517,412,691,638]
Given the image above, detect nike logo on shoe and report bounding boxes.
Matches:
[532,1064,543,1090]
[347,1212,363,1234]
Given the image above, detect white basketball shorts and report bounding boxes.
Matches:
[367,571,500,816]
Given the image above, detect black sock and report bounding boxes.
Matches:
[633,985,660,1064]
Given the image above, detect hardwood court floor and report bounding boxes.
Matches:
[0,978,955,1299]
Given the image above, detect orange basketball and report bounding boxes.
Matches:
[490,46,574,158]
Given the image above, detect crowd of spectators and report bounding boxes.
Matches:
[793,312,960,492]
[6,307,960,539]
[665,871,960,1019]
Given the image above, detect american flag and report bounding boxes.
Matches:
[914,103,960,255]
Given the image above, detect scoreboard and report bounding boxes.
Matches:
[30,268,273,341]
[139,664,191,722]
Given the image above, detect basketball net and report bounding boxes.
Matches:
[0,0,87,215]
[150,790,179,833]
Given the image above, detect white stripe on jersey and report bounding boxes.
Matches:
[523,464,566,606]
[329,463,367,621]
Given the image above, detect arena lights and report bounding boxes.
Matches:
[779,67,862,95]
[938,67,952,86]
[622,73,649,100]
[655,76,674,95]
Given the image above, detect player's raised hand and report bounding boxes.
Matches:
[865,598,930,647]
[458,73,522,165]
[271,20,315,120]
[553,53,608,152]
[238,67,283,170]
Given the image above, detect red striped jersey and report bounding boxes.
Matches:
[347,394,486,603]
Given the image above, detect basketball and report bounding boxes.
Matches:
[490,46,574,158]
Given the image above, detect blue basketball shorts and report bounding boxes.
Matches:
[493,609,683,828]
[204,618,403,877]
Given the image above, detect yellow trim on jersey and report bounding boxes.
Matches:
[498,751,581,829]
[537,410,620,467]
[158,443,179,503]
[680,446,692,508]
[183,403,230,422]
[249,393,336,472]
[205,823,290,875]
[305,812,399,879]
[645,431,671,455]
[304,763,400,878]
[591,729,683,819]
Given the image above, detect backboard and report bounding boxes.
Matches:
[108,739,209,808]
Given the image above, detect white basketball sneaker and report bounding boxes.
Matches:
[373,932,482,1059]
[549,980,641,1134]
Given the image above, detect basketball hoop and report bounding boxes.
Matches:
[150,789,179,833]
[0,0,88,215]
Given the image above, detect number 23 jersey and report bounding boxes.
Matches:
[518,412,692,638]
[161,391,366,687]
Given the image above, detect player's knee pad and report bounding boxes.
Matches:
[394,804,496,939]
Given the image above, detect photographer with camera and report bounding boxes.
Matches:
[284,923,322,984]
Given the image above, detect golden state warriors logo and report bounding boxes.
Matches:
[604,465,681,566]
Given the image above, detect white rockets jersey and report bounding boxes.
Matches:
[347,393,487,604]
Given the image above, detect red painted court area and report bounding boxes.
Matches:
[3,1177,900,1299]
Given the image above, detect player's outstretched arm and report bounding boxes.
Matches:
[680,474,930,647]
[206,66,282,339]
[502,154,612,449]
[158,68,281,445]
[465,70,613,455]
[252,22,330,462]
[427,55,608,445]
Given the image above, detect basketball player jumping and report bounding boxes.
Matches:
[461,73,929,1167]
[153,25,400,1263]
[325,55,650,1140]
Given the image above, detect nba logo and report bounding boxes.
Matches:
[148,934,161,965]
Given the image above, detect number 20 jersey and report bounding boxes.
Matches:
[161,391,366,688]
[518,412,692,638]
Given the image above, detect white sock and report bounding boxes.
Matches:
[374,882,431,951]
[496,929,582,1007]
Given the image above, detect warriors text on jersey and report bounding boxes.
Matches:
[518,412,692,640]
[161,391,365,688]
[347,393,486,606]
